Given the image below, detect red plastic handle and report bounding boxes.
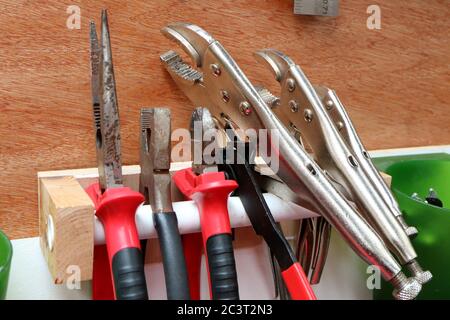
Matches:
[281,262,317,300]
[88,185,144,258]
[177,173,204,300]
[173,168,239,299]
[173,168,238,243]
[86,183,145,299]
[182,233,203,300]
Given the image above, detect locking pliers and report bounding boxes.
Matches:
[254,49,431,285]
[159,23,422,299]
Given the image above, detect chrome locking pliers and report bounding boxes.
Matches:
[254,49,431,286]
[159,23,422,299]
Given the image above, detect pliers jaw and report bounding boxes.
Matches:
[139,108,173,213]
[89,9,123,192]
[254,49,296,83]
[89,21,105,190]
[162,23,215,68]
[160,23,267,141]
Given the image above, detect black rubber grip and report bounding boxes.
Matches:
[111,247,148,300]
[154,212,191,300]
[206,234,239,300]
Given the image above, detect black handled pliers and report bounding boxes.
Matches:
[139,108,191,300]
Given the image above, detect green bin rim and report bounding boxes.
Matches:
[0,229,12,273]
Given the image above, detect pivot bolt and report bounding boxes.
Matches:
[210,64,221,76]
[239,101,252,116]
[287,78,296,92]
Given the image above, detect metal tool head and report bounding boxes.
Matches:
[162,23,215,68]
[139,108,173,212]
[190,107,221,174]
[160,23,267,141]
[254,49,335,162]
[257,173,318,214]
[255,50,296,83]
[89,10,123,191]
[89,20,104,187]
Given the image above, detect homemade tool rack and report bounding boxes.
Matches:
[37,160,391,284]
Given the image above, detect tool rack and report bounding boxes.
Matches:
[37,161,391,285]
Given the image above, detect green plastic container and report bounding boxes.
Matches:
[0,229,12,299]
[373,159,450,299]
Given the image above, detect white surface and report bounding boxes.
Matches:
[6,229,370,300]
[6,237,91,300]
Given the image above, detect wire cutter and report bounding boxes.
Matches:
[159,23,422,299]
[139,108,190,300]
[173,107,240,300]
[87,10,147,300]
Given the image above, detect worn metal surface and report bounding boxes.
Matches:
[90,10,124,191]
[139,108,173,213]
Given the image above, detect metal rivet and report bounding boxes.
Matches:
[210,64,221,76]
[306,163,317,176]
[325,100,334,110]
[239,101,252,116]
[271,98,281,109]
[336,121,344,130]
[348,155,358,167]
[287,78,295,92]
[289,100,299,113]
[304,109,313,122]
[221,90,230,103]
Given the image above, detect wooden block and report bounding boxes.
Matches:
[38,176,94,283]
[37,164,190,282]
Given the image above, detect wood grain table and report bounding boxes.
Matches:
[0,0,449,239]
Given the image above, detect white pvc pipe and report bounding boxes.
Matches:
[94,193,319,244]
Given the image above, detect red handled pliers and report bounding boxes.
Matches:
[173,108,240,300]
[87,10,147,300]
